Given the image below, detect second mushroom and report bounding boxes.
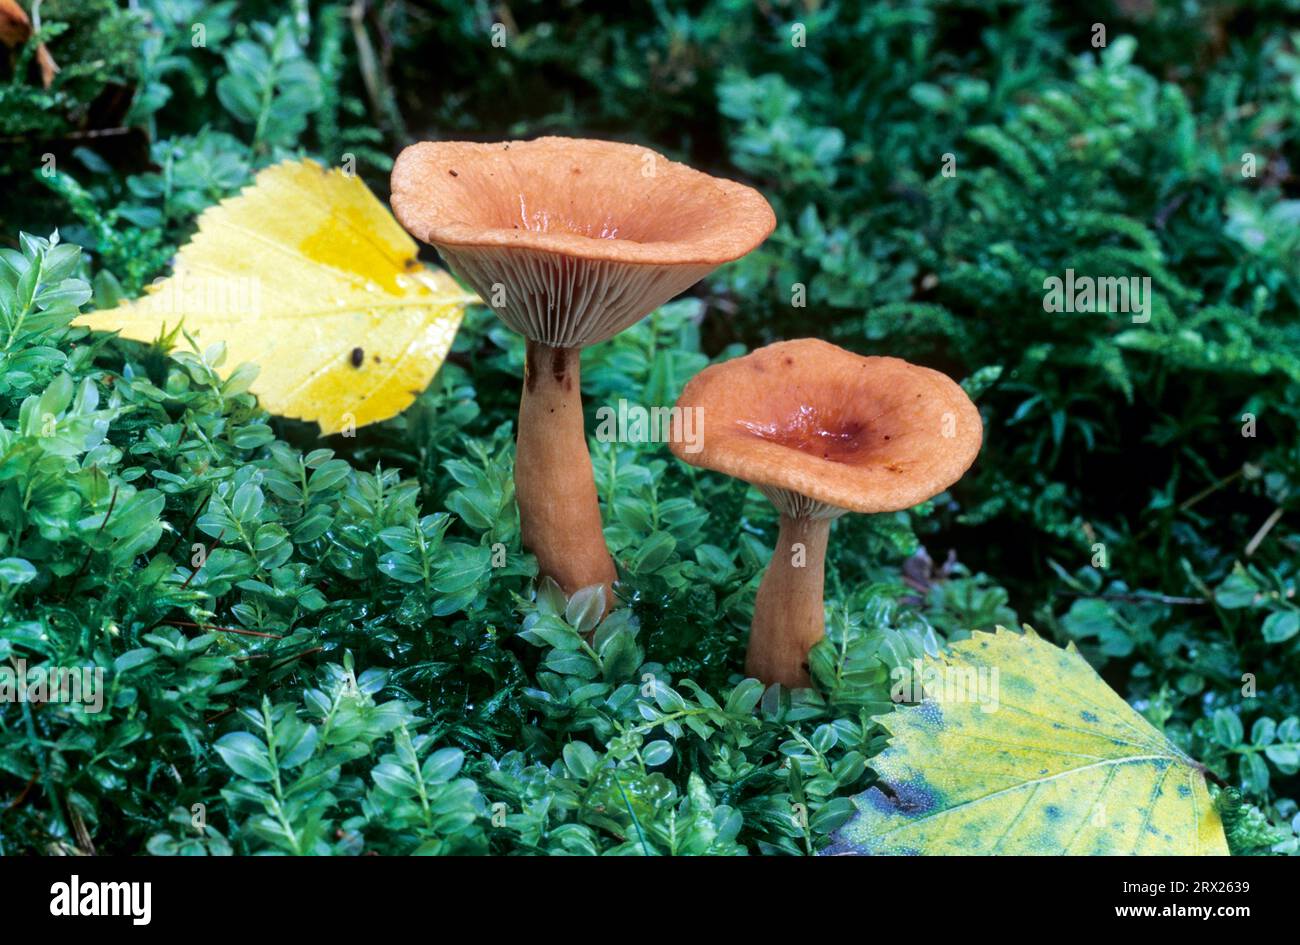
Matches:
[391,137,774,604]
[670,339,983,687]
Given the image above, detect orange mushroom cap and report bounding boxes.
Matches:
[670,339,983,515]
[1,0,58,88]
[0,0,31,48]
[390,137,775,347]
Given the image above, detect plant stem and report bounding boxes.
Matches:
[1245,505,1284,557]
[4,252,40,350]
[515,339,616,604]
[747,514,831,688]
[261,701,301,855]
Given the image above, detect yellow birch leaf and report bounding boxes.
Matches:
[827,626,1229,855]
[76,159,477,434]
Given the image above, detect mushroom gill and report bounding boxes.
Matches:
[391,137,775,605]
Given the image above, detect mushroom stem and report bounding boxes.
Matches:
[747,513,831,688]
[516,339,617,602]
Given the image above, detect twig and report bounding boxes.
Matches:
[1134,468,1245,543]
[178,528,223,591]
[1178,469,1244,512]
[1056,590,1209,606]
[267,646,323,671]
[1244,506,1284,558]
[65,486,118,595]
[168,620,283,640]
[0,127,133,145]
[5,774,38,810]
[69,803,96,855]
[163,490,212,556]
[348,1,406,141]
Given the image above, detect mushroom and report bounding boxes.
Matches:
[391,137,774,601]
[669,339,983,687]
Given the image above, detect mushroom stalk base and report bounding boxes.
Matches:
[747,514,830,688]
[516,340,617,605]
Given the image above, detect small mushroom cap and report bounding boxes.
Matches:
[670,339,983,514]
[390,137,774,347]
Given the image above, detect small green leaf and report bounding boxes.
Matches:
[0,558,37,586]
[565,585,605,634]
[562,741,599,780]
[113,648,158,674]
[1262,610,1299,644]
[422,747,465,784]
[1213,709,1244,747]
[214,732,276,783]
[642,741,673,767]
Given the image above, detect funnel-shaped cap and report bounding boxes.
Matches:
[391,137,775,347]
[670,339,983,516]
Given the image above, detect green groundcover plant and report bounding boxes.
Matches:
[1,0,1298,855]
